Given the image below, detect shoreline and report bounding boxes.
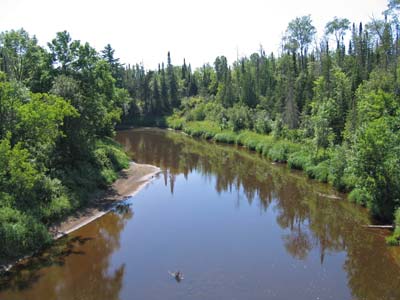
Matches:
[1,161,161,273]
[50,161,161,239]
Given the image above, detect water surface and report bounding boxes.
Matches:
[1,128,400,300]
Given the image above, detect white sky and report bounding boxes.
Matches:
[0,0,388,69]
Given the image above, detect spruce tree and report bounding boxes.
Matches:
[167,52,179,108]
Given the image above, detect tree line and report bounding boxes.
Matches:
[1,0,400,257]
[116,1,400,238]
[0,30,131,259]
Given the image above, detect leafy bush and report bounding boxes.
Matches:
[183,121,221,139]
[350,117,400,220]
[180,96,226,124]
[166,115,185,130]
[386,235,399,246]
[348,188,372,206]
[40,194,72,223]
[254,110,272,134]
[386,194,400,246]
[268,141,300,162]
[0,207,51,259]
[234,131,271,151]
[204,102,227,124]
[395,208,400,233]
[214,132,237,144]
[328,146,351,191]
[92,138,130,186]
[226,105,253,132]
[288,150,311,170]
[33,177,72,222]
[186,102,206,121]
[306,160,330,182]
[96,138,130,171]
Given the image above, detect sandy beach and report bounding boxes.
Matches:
[1,162,160,273]
[50,162,160,239]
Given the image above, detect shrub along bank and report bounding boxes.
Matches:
[165,115,400,244]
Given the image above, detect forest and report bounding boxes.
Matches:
[0,30,131,259]
[119,2,400,243]
[0,0,399,260]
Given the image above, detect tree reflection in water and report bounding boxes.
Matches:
[0,205,133,300]
[1,128,399,300]
[117,129,400,300]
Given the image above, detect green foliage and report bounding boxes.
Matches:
[268,141,300,162]
[113,5,400,237]
[2,6,400,259]
[36,177,72,222]
[254,109,272,134]
[310,94,336,149]
[387,208,400,245]
[386,235,399,246]
[182,121,221,139]
[0,29,52,91]
[0,207,51,259]
[389,208,400,244]
[0,136,40,208]
[183,98,207,121]
[348,188,372,206]
[226,105,253,132]
[325,17,350,44]
[395,209,400,233]
[0,31,132,261]
[306,160,330,182]
[288,150,311,170]
[16,93,78,167]
[214,131,237,144]
[96,138,130,171]
[328,145,351,191]
[351,117,400,220]
[235,131,272,151]
[166,115,185,130]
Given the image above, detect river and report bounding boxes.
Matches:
[1,128,399,300]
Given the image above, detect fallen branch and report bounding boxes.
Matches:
[363,225,394,229]
[316,192,342,200]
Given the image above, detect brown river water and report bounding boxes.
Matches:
[1,128,400,300]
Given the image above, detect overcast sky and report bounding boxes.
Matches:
[0,0,388,69]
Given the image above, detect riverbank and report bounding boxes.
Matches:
[50,162,160,239]
[1,162,160,273]
[162,118,400,244]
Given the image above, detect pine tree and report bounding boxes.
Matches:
[167,52,179,108]
[160,62,169,112]
[152,73,161,114]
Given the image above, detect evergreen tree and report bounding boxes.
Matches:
[160,62,169,112]
[101,44,123,87]
[167,52,179,108]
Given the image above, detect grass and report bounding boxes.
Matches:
[182,121,222,138]
[214,131,237,144]
[288,150,312,170]
[166,118,309,168]
[268,140,301,162]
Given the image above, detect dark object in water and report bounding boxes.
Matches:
[168,270,184,282]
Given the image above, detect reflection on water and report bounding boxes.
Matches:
[1,128,400,300]
[0,206,133,300]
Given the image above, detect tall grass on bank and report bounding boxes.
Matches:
[164,118,357,199]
